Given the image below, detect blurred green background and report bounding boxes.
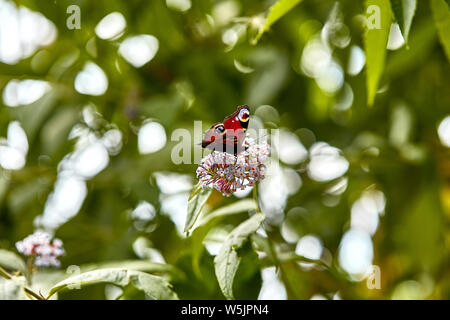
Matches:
[1,0,450,300]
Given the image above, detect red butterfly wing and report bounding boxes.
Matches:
[201,122,225,148]
[201,105,250,155]
[222,105,250,151]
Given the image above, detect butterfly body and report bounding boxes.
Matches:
[201,105,250,155]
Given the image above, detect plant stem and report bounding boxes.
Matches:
[252,186,262,213]
[0,266,12,280]
[24,287,45,300]
[27,257,34,282]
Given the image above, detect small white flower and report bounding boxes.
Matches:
[16,230,65,268]
[196,138,270,196]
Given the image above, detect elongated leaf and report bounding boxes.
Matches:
[196,199,258,228]
[47,268,178,300]
[214,213,265,299]
[390,0,416,43]
[400,0,416,42]
[80,260,185,281]
[254,0,304,43]
[191,199,257,277]
[0,249,26,274]
[431,0,450,63]
[391,0,404,32]
[184,186,212,233]
[364,0,393,106]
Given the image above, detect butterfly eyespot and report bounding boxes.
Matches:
[214,125,226,135]
[238,109,250,122]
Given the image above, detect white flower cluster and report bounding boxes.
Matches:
[196,137,270,196]
[16,230,65,268]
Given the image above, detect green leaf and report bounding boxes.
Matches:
[191,199,258,277]
[0,249,27,274]
[184,185,212,233]
[230,241,262,299]
[431,0,450,63]
[47,268,178,300]
[80,260,185,281]
[390,0,416,43]
[364,0,393,106]
[214,213,265,300]
[391,0,404,32]
[196,199,258,228]
[254,0,304,43]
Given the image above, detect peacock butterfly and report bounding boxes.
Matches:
[201,105,250,155]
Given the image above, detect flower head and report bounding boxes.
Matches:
[196,137,270,196]
[16,230,65,268]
